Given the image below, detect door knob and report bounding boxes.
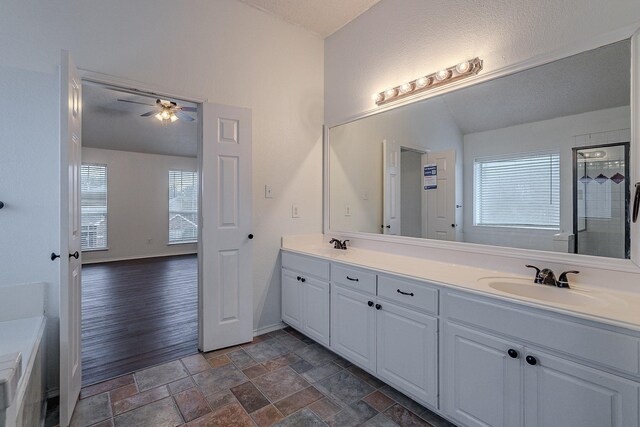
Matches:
[69,251,79,259]
[451,224,456,228]
[51,252,61,261]
[525,355,537,366]
[507,349,519,359]
[248,233,254,239]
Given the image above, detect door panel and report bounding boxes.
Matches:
[200,103,253,351]
[330,284,376,371]
[524,349,639,427]
[442,322,522,427]
[303,277,330,346]
[281,269,303,329]
[383,140,401,235]
[376,300,438,407]
[425,150,456,241]
[59,50,82,427]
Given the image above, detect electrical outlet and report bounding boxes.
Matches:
[292,204,300,218]
[265,185,273,198]
[345,204,351,216]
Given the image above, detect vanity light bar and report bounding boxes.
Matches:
[374,57,483,106]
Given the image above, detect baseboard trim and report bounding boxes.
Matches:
[82,252,197,265]
[253,322,286,336]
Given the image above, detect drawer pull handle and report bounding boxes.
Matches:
[346,276,359,282]
[397,289,414,296]
[525,355,537,366]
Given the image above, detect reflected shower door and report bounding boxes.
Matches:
[574,143,630,259]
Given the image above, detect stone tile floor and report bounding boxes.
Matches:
[62,327,457,427]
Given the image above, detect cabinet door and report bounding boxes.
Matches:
[331,283,376,371]
[442,322,523,427]
[523,349,639,427]
[303,277,330,346]
[281,269,303,329]
[376,300,438,408]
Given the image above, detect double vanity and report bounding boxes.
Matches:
[280,236,640,427]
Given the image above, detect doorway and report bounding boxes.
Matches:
[80,83,200,385]
[573,142,630,259]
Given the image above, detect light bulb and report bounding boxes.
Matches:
[415,77,429,88]
[435,69,450,81]
[155,113,163,121]
[385,88,398,98]
[373,93,385,103]
[399,83,413,94]
[455,61,471,74]
[170,113,178,122]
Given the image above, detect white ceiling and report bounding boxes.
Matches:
[238,0,381,37]
[440,40,631,135]
[82,85,198,158]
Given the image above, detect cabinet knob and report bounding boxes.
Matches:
[368,301,374,307]
[375,303,382,310]
[507,349,519,359]
[296,276,301,281]
[525,355,537,366]
[300,277,306,283]
[248,233,254,239]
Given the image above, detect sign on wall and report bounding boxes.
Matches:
[423,164,437,190]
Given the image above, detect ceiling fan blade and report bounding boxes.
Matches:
[175,110,196,122]
[141,110,157,117]
[179,106,197,113]
[118,99,155,107]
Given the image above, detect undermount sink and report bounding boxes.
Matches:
[478,277,608,308]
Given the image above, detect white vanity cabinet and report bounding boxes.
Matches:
[281,252,330,346]
[442,290,640,427]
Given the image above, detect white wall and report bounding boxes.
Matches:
[463,106,630,251]
[0,0,323,393]
[81,148,198,263]
[325,0,640,126]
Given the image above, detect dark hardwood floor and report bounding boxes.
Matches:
[81,254,198,386]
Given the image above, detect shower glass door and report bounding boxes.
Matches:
[574,143,630,259]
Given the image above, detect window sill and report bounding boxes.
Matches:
[168,241,197,246]
[82,247,109,252]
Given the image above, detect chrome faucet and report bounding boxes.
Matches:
[329,238,349,250]
[525,265,579,288]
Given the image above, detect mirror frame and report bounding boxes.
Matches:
[324,24,640,273]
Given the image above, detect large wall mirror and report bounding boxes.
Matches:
[328,39,632,259]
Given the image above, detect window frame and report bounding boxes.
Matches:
[81,163,109,252]
[473,151,561,230]
[168,169,199,245]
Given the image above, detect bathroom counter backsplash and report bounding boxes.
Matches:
[281,234,640,333]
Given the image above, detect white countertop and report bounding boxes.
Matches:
[282,235,640,333]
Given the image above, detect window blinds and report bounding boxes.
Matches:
[81,164,108,250]
[474,152,560,229]
[169,170,198,243]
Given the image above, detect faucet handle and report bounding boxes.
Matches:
[525,265,542,283]
[341,240,349,249]
[557,270,579,288]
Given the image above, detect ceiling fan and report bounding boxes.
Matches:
[117,98,196,122]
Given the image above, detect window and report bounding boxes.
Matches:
[81,164,108,250]
[474,152,560,229]
[169,170,198,243]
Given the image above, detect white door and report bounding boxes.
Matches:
[199,103,253,352]
[423,150,456,240]
[383,140,401,235]
[302,277,330,346]
[376,300,438,408]
[59,50,82,427]
[442,322,523,427]
[523,349,639,427]
[281,269,303,329]
[330,284,376,371]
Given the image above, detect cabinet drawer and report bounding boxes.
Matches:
[378,274,438,315]
[331,264,377,295]
[282,251,330,280]
[443,291,640,376]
